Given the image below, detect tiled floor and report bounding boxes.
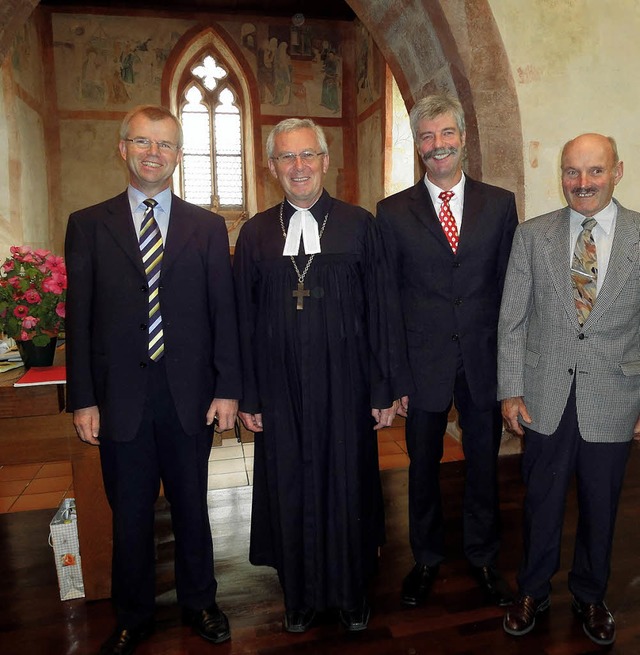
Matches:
[0,420,476,514]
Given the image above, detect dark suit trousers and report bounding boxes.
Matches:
[518,383,630,603]
[405,356,503,567]
[99,358,217,628]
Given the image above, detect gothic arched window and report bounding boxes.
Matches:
[180,54,244,212]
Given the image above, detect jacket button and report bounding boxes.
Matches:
[454,297,462,305]
[568,368,574,375]
[141,285,148,292]
[140,362,147,369]
[451,334,459,341]
[578,333,585,340]
[140,323,147,330]
[453,262,461,268]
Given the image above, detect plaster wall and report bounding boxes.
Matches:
[489,0,640,218]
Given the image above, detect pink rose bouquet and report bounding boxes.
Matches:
[0,245,66,346]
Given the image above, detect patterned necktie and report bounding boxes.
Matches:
[571,217,598,326]
[139,199,164,361]
[438,190,459,253]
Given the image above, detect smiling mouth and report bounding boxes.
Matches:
[424,147,457,162]
[291,176,310,182]
[142,160,162,168]
[574,187,597,198]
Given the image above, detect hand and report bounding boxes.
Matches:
[396,395,409,418]
[206,398,238,432]
[501,396,531,437]
[633,414,640,442]
[372,399,399,430]
[238,411,263,432]
[73,406,101,445]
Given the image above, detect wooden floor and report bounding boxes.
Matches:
[2,449,640,655]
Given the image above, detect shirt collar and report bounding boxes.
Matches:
[569,198,617,235]
[423,171,466,204]
[127,185,172,215]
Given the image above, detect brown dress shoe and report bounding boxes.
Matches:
[572,597,616,646]
[503,595,550,636]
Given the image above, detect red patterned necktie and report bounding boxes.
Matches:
[438,190,459,253]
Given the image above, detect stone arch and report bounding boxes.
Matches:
[349,0,524,211]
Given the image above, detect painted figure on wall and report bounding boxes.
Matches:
[272,41,291,106]
[320,50,340,113]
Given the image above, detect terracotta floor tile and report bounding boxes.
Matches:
[395,438,408,453]
[0,497,17,513]
[442,434,465,463]
[377,429,397,443]
[24,476,72,495]
[35,461,72,478]
[378,440,405,456]
[0,479,30,497]
[10,491,65,512]
[0,463,42,482]
[378,453,410,470]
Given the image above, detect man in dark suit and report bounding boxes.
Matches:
[65,105,241,655]
[499,133,640,646]
[376,93,518,609]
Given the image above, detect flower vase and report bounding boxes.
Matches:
[16,337,58,369]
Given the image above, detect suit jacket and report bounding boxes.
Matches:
[65,191,242,441]
[376,176,518,412]
[497,200,640,443]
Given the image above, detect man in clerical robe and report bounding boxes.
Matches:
[233,118,410,634]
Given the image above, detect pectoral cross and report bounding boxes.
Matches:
[292,281,310,310]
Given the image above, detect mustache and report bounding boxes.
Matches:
[572,187,597,195]
[422,146,458,162]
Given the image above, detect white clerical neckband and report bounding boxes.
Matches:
[282,203,321,256]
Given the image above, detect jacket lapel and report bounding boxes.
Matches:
[543,207,580,327]
[408,180,455,253]
[162,194,198,275]
[585,202,639,328]
[103,192,146,278]
[458,177,483,254]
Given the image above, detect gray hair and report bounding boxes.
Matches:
[409,93,466,144]
[266,118,328,158]
[120,105,184,148]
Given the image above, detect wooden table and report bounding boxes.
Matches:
[0,354,112,600]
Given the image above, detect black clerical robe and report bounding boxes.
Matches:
[233,190,410,611]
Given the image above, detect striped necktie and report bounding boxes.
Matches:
[571,217,598,326]
[139,199,164,361]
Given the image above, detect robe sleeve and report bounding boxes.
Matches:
[233,221,262,414]
[364,214,414,408]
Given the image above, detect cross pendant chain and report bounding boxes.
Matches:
[292,281,311,310]
[279,199,329,310]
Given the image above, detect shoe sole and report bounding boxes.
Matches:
[503,597,550,637]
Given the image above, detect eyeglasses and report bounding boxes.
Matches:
[124,137,180,152]
[271,151,325,164]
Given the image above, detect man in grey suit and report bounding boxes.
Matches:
[498,133,640,647]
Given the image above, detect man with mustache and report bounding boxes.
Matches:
[499,133,640,646]
[376,93,518,609]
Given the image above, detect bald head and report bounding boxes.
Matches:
[561,133,623,217]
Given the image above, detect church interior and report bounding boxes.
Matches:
[1,0,640,653]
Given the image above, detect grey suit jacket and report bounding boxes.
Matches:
[498,200,640,443]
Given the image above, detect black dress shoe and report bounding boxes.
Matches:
[339,598,370,632]
[283,608,316,633]
[98,619,154,655]
[401,563,439,607]
[471,565,515,607]
[503,595,550,636]
[572,597,616,646]
[182,603,231,644]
